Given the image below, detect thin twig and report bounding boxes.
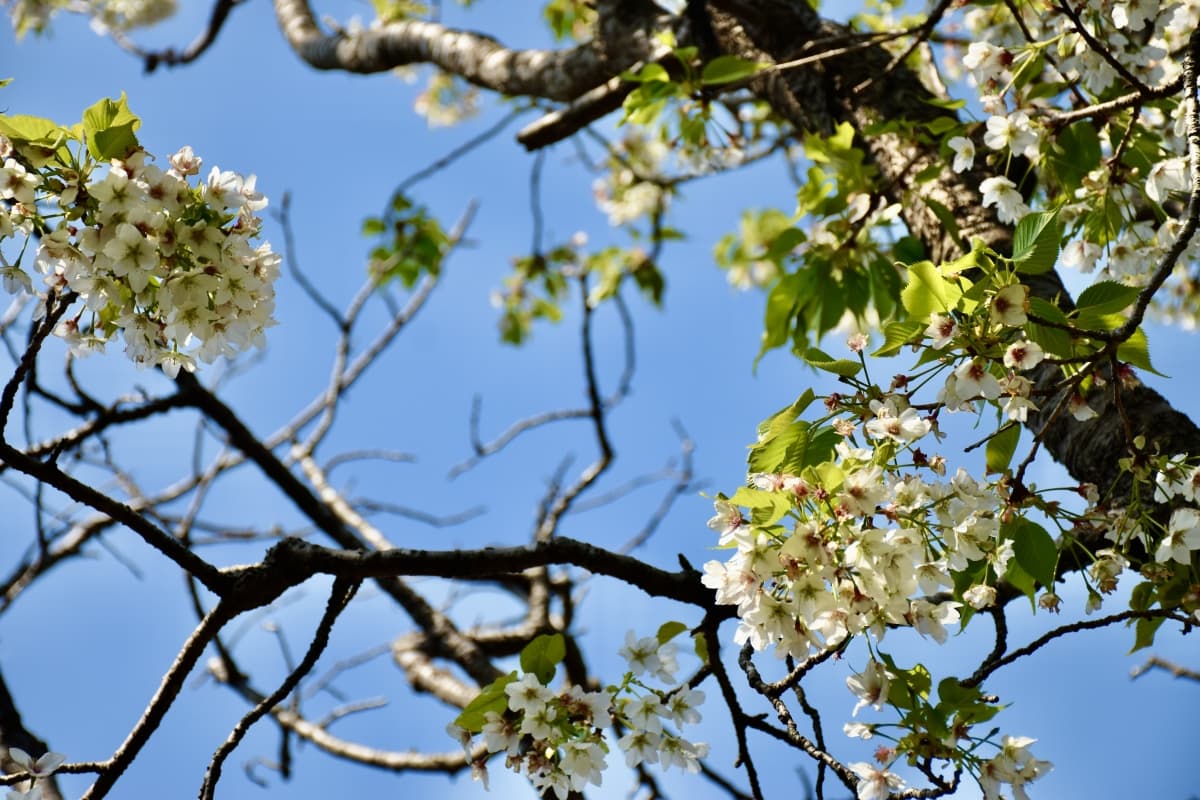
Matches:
[199,578,361,800]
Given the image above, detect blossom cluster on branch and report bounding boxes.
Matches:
[0,94,278,377]
[448,630,707,799]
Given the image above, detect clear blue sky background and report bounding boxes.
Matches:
[1,2,1197,799]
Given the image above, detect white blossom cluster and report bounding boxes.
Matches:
[592,134,671,227]
[702,454,1006,661]
[413,72,481,128]
[701,441,1057,799]
[4,0,177,35]
[945,0,1200,313]
[0,137,278,377]
[927,282,1054,424]
[701,369,1069,799]
[450,631,707,798]
[89,0,177,32]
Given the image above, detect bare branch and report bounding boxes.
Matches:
[1131,655,1200,682]
[200,578,361,800]
[80,600,240,800]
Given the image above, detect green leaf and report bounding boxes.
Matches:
[755,389,817,440]
[728,486,782,509]
[520,633,565,685]
[765,227,806,262]
[361,218,386,236]
[454,671,518,732]
[893,235,925,264]
[937,677,977,706]
[756,270,812,366]
[869,257,903,320]
[876,655,931,711]
[801,346,862,377]
[955,701,1003,726]
[1006,518,1058,589]
[0,113,62,143]
[1117,327,1166,377]
[925,117,960,135]
[1049,121,1101,187]
[632,262,665,306]
[1003,558,1038,609]
[693,631,709,664]
[1129,581,1156,612]
[923,96,967,110]
[0,113,71,165]
[657,620,688,645]
[872,320,924,357]
[798,426,841,471]
[1012,210,1061,275]
[81,93,141,161]
[900,260,961,321]
[700,55,766,85]
[985,424,1021,475]
[632,63,670,83]
[749,420,811,474]
[1130,616,1165,653]
[1026,296,1074,358]
[814,284,847,337]
[1074,280,1141,327]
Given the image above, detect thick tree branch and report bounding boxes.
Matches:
[240,535,719,611]
[272,0,665,101]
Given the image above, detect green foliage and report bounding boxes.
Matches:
[369,0,429,23]
[365,193,450,288]
[900,260,964,322]
[520,633,566,684]
[542,0,596,40]
[618,36,762,148]
[81,93,141,161]
[800,346,862,378]
[1005,517,1058,592]
[699,55,768,86]
[1011,209,1061,275]
[723,123,905,362]
[656,620,688,645]
[984,423,1020,475]
[454,671,518,732]
[1117,327,1164,376]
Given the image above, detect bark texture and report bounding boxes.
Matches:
[273,0,665,101]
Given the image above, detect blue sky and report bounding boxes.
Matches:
[1,2,1198,799]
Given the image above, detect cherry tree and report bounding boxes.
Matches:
[0,1,1198,799]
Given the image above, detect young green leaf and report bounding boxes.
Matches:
[1129,616,1165,653]
[520,633,566,685]
[81,93,141,161]
[657,620,689,645]
[700,55,767,85]
[454,671,518,732]
[755,389,817,440]
[901,260,961,321]
[1075,280,1141,318]
[800,346,862,377]
[1117,327,1166,377]
[1012,210,1061,275]
[872,320,924,357]
[985,423,1021,474]
[1006,518,1058,589]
